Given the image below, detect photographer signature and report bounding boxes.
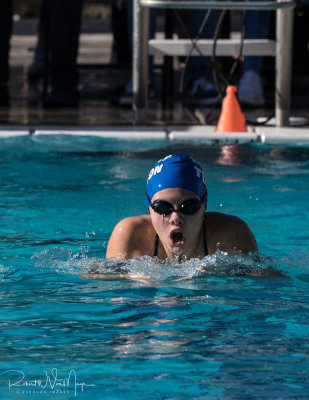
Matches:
[1,368,95,397]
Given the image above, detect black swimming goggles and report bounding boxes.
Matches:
[147,194,203,216]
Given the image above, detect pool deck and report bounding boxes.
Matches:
[1,125,309,146]
[1,17,309,143]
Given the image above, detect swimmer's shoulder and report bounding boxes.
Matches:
[106,215,155,259]
[205,211,247,226]
[111,215,153,234]
[204,211,258,254]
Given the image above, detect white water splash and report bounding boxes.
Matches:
[29,248,295,281]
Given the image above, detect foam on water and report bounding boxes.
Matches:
[25,247,309,283]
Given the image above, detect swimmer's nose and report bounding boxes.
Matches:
[169,210,184,225]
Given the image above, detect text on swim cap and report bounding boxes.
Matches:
[157,155,172,163]
[147,164,164,183]
[194,166,206,184]
[147,162,206,185]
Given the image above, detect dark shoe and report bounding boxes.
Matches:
[119,80,156,107]
[28,61,45,81]
[43,89,79,107]
[28,44,46,81]
[0,83,9,106]
[184,77,218,106]
[237,70,265,107]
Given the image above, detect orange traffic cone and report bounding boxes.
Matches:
[216,85,247,133]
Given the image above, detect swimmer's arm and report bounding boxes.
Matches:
[79,250,151,282]
[80,272,150,282]
[217,216,258,254]
[106,216,150,260]
[79,217,152,282]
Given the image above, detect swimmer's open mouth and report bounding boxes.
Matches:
[171,230,184,244]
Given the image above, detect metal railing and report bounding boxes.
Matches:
[133,0,295,126]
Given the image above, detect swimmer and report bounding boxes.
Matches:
[106,153,258,261]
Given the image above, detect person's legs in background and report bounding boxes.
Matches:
[110,1,131,66]
[237,4,270,106]
[0,0,13,106]
[44,0,83,107]
[292,0,309,76]
[119,0,156,106]
[27,0,48,81]
[184,9,218,104]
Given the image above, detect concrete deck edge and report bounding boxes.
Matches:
[0,125,309,144]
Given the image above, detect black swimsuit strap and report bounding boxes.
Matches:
[203,220,208,256]
[153,221,208,257]
[154,233,159,257]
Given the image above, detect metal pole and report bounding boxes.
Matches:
[275,0,294,126]
[133,0,149,124]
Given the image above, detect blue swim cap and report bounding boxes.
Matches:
[146,154,207,208]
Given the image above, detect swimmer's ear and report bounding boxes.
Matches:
[146,192,151,213]
[201,192,207,211]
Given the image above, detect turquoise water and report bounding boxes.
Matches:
[0,135,309,399]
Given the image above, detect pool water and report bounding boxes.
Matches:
[0,135,309,400]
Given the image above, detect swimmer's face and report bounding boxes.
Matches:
[149,188,205,258]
